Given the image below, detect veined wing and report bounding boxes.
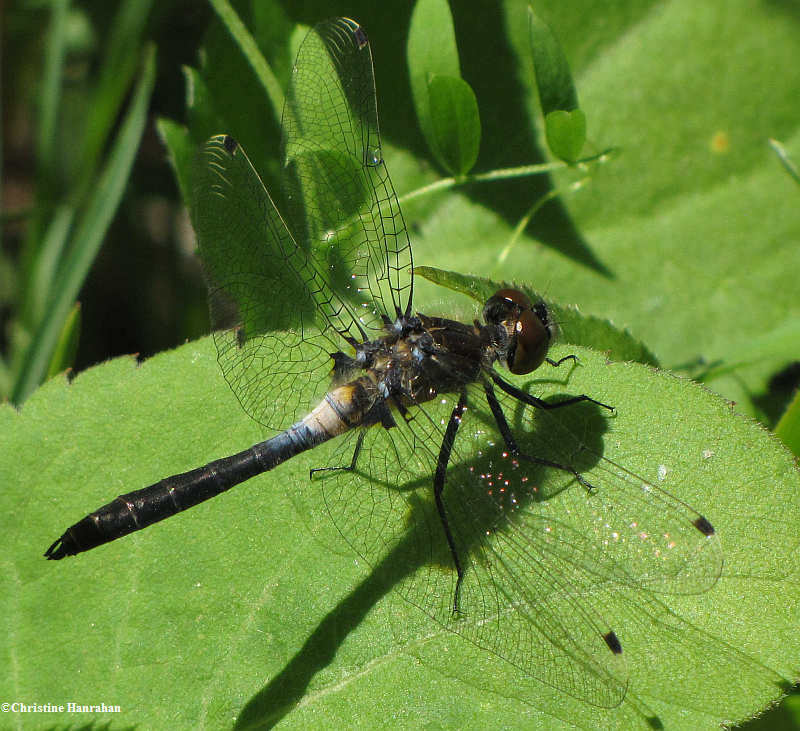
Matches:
[281,18,413,329]
[298,378,722,707]
[193,135,350,432]
[191,19,413,432]
[485,379,723,598]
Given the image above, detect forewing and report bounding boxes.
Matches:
[281,18,413,329]
[191,18,413,432]
[192,135,345,432]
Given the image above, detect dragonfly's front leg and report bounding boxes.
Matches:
[489,369,615,413]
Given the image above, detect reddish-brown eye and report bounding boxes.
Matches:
[508,307,549,374]
[484,289,551,375]
[493,288,532,310]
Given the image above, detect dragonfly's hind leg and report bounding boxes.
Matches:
[309,430,366,478]
[433,390,469,615]
[483,380,599,493]
[309,397,396,479]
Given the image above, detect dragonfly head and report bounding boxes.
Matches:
[483,289,554,375]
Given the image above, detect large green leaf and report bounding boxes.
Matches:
[9,1,800,728]
[3,334,798,729]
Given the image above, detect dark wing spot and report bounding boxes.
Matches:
[693,516,715,536]
[604,630,623,655]
[354,26,368,48]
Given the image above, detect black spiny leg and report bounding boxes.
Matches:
[489,369,615,413]
[434,390,469,614]
[309,430,366,479]
[484,380,598,493]
[546,353,578,367]
[309,399,396,479]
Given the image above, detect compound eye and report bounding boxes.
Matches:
[507,306,549,374]
[483,289,552,374]
[494,288,532,311]
[483,288,534,326]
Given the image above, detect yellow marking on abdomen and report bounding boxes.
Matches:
[301,382,372,438]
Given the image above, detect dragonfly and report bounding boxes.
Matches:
[45,17,722,708]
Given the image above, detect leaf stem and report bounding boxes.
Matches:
[398,147,616,204]
[769,138,800,186]
[496,177,590,266]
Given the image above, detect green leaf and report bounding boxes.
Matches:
[4,335,798,728]
[528,6,579,115]
[75,0,154,196]
[775,390,800,458]
[207,0,284,124]
[22,203,75,327]
[36,0,69,178]
[528,8,586,162]
[427,74,481,175]
[545,108,586,163]
[156,117,194,207]
[407,0,463,169]
[183,64,226,145]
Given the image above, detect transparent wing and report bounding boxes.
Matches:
[480,380,724,598]
[191,18,413,431]
[193,135,350,432]
[281,18,413,329]
[301,380,723,708]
